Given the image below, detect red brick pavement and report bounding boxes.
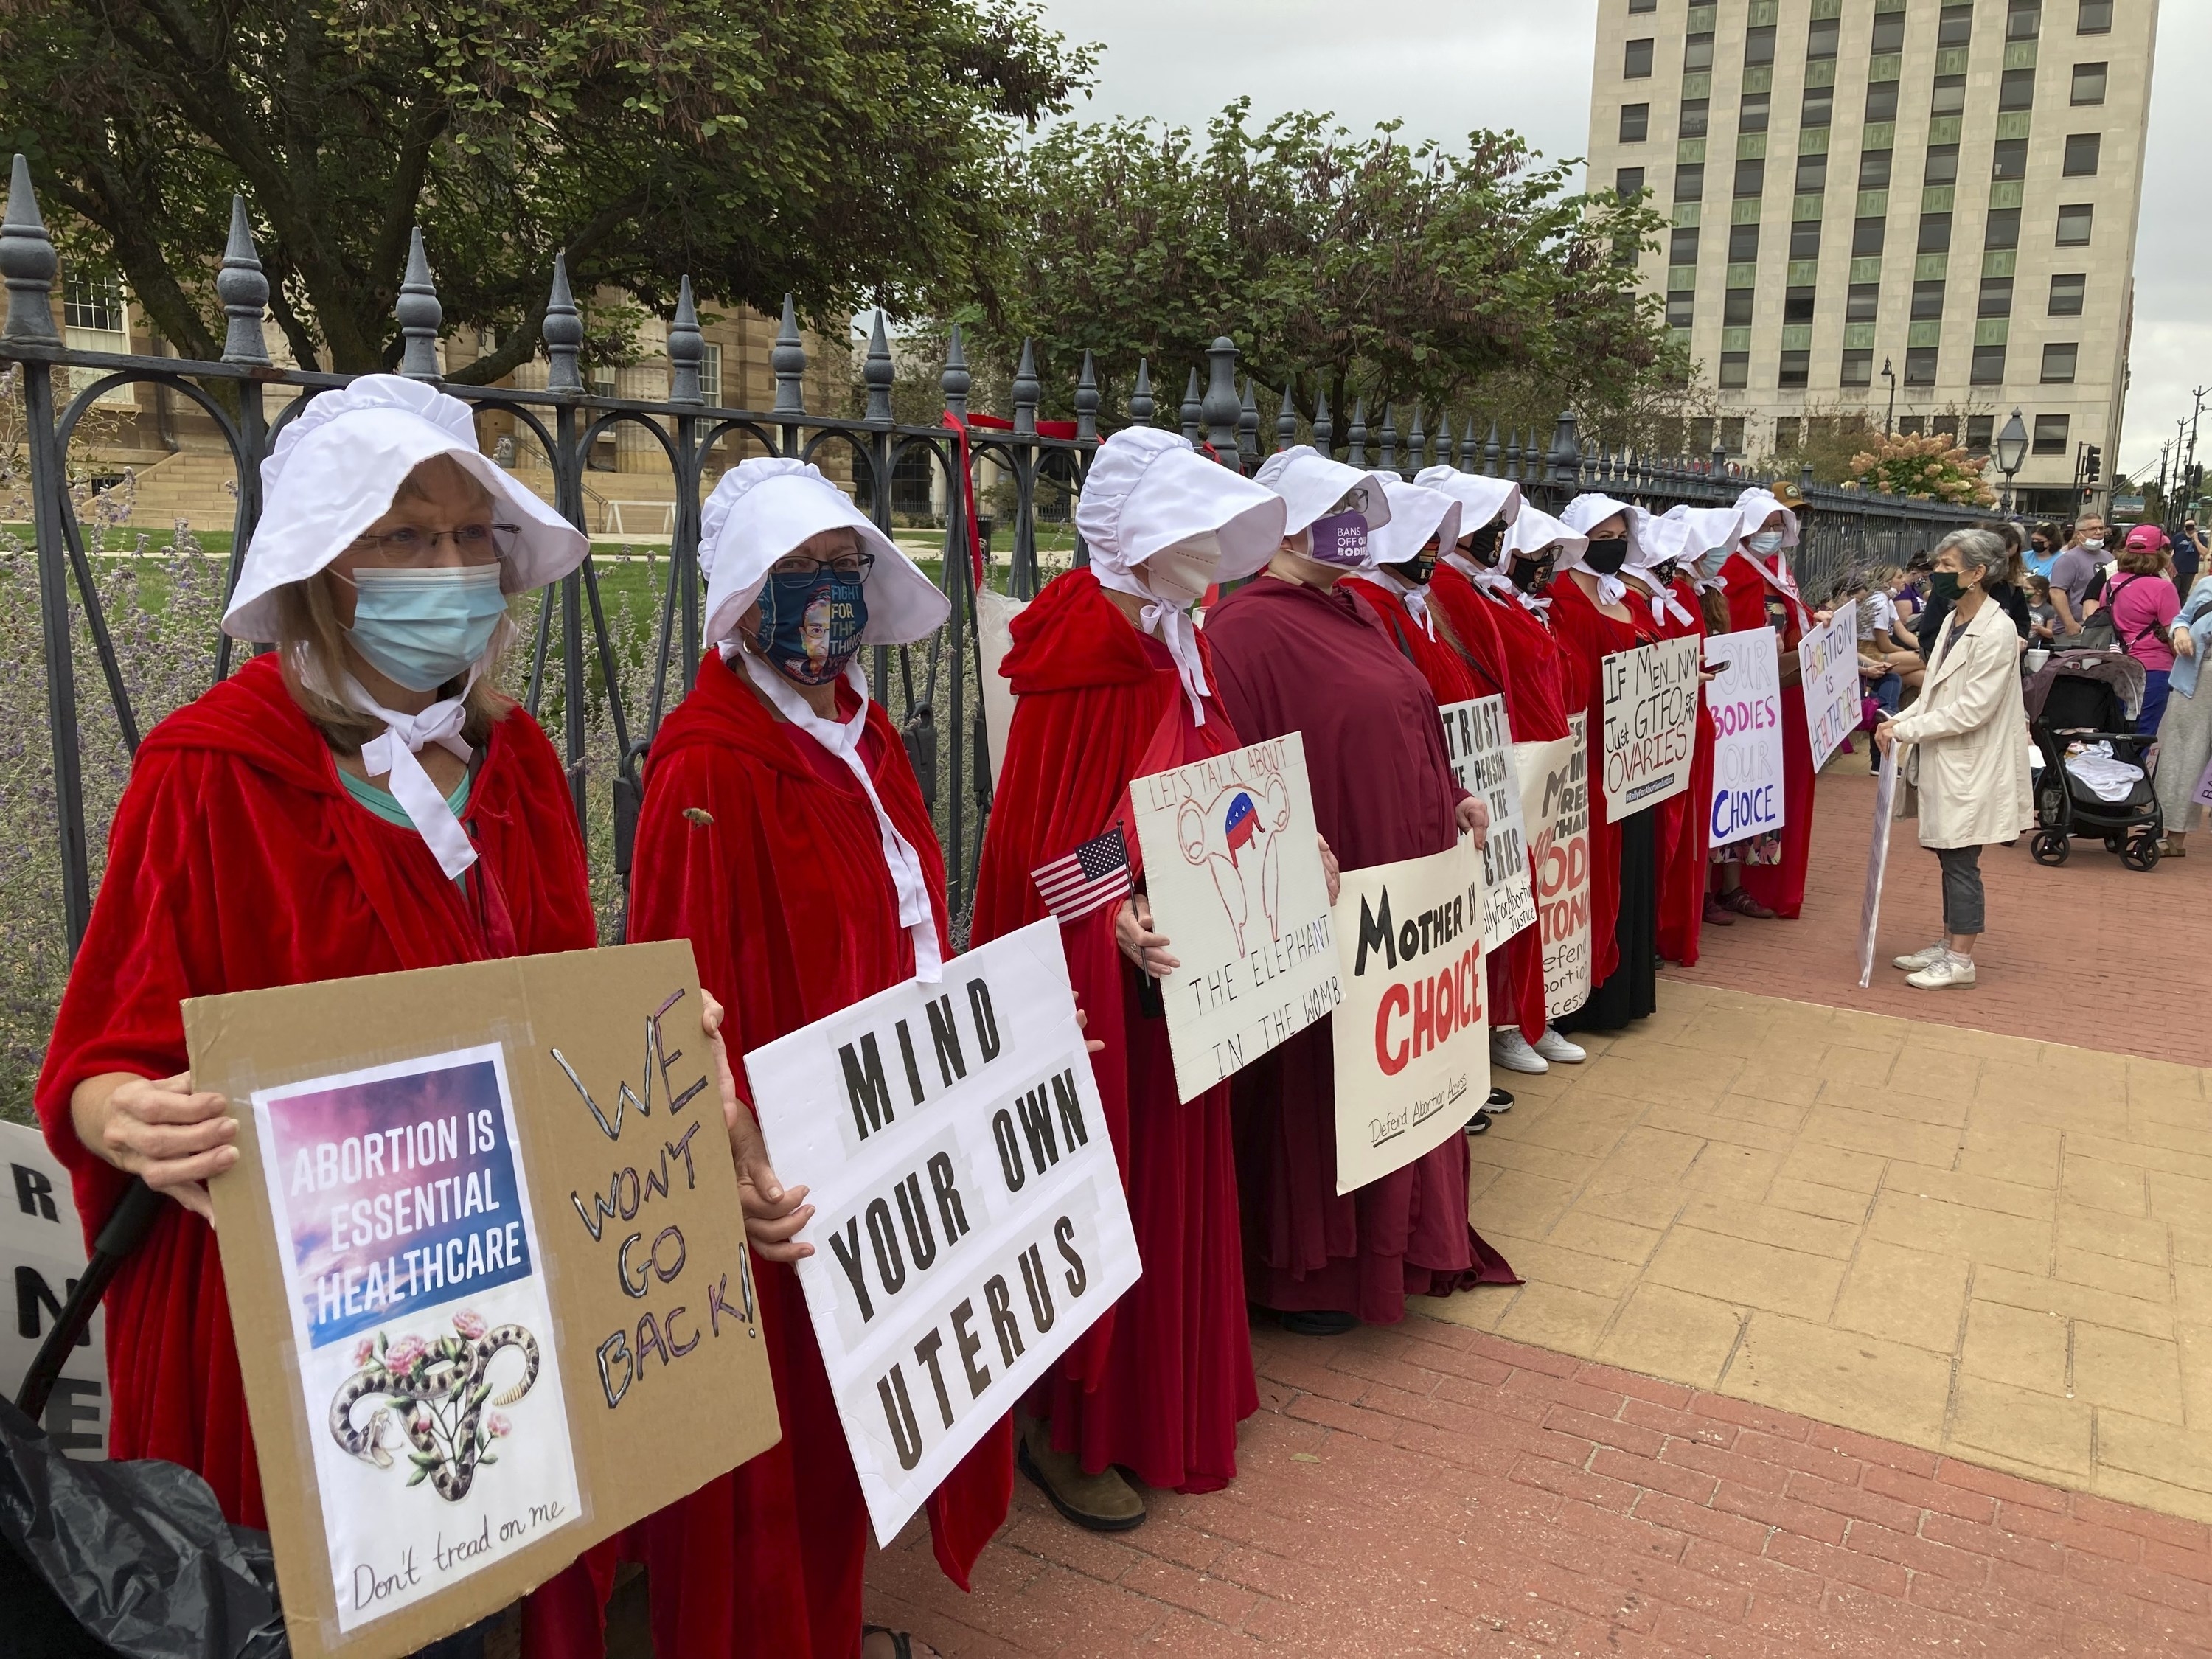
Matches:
[863,1319,2212,1658]
[1669,757,2210,1065]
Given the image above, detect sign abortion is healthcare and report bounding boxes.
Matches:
[1518,716,1592,1019]
[1129,732,1341,1103]
[1799,610,1863,772]
[1332,837,1490,1194]
[1,1120,106,1458]
[1600,637,1703,818]
[1704,627,1787,849]
[743,919,1142,1548]
[1439,695,1537,952]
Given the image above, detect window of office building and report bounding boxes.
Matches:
[1680,98,1709,138]
[1795,153,1828,192]
[2007,1,2042,38]
[1932,74,1967,116]
[1846,282,1880,323]
[2072,61,2107,103]
[2042,342,2079,381]
[1624,37,1655,75]
[1621,103,1650,141]
[1735,158,1765,197]
[1842,348,1874,386]
[1790,219,1823,258]
[1741,91,1772,131]
[1853,216,1887,257]
[1802,84,1834,126]
[2077,0,2111,30]
[1979,276,2014,316]
[2048,271,2086,313]
[2000,67,2037,110]
[1933,414,1961,440]
[1807,16,1840,58]
[1776,417,1804,453]
[1972,344,2008,383]
[1986,206,2022,248]
[1721,417,1746,453]
[1866,80,1900,122]
[1745,23,1776,63]
[1728,222,1761,262]
[1684,32,1714,71]
[2033,413,2070,453]
[1670,226,1700,263]
[2056,202,2094,244]
[1938,4,1974,46]
[1913,279,1947,319]
[1966,414,1995,453]
[1779,349,1811,388]
[1666,293,1695,327]
[1905,347,1939,384]
[1615,168,1646,200]
[1724,288,1756,327]
[1992,137,2028,179]
[2063,133,2101,175]
[1862,148,1895,189]
[1675,163,1705,200]
[1924,145,1959,185]
[1627,0,1656,11]
[1919,213,1952,254]
[1899,416,1927,436]
[63,274,125,335]
[1719,352,1750,389]
[1872,12,1907,52]
[1784,285,1817,324]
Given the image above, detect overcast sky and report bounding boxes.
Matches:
[1029,0,2210,487]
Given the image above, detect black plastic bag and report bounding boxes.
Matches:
[0,1397,287,1659]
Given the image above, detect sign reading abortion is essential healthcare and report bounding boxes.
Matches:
[1704,627,1787,849]
[743,919,1141,1548]
[1129,732,1341,1104]
[1799,610,1863,772]
[1439,695,1537,951]
[1599,637,1703,818]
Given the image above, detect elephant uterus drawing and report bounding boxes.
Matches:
[1177,779,1291,956]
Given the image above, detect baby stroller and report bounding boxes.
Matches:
[2023,649,2162,870]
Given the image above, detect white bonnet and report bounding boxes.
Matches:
[1365,473,1461,568]
[700,457,948,647]
[1253,445,1393,538]
[1073,428,1285,583]
[1506,504,1587,565]
[223,374,586,642]
[1628,507,1692,574]
[1665,503,1749,560]
[1733,487,1801,548]
[1413,468,1523,536]
[1557,493,1644,574]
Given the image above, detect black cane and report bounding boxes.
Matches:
[13,1178,164,1424]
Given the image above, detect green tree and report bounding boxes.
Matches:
[953,102,1677,437]
[0,0,1090,380]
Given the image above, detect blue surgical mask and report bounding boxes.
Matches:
[345,567,508,692]
[1747,530,1786,555]
[1695,547,1730,579]
[754,568,868,685]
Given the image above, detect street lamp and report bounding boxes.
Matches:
[1882,357,1896,437]
[1994,408,2029,515]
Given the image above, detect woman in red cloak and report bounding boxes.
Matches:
[1206,447,1511,1338]
[32,377,627,1657]
[1719,487,1817,920]
[1623,512,1716,967]
[970,428,1287,1529]
[609,458,1006,1659]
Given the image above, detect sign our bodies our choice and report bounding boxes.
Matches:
[1703,627,1787,849]
[1,1120,106,1458]
[1128,732,1341,1105]
[1517,714,1591,1019]
[1799,610,1863,772]
[1439,696,1537,951]
[744,919,1141,1547]
[1599,637,1703,818]
[1332,837,1490,1193]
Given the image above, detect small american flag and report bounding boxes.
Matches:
[1032,827,1133,922]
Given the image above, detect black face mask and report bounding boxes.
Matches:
[1508,552,1557,594]
[1463,519,1506,568]
[1583,535,1631,575]
[1400,547,1437,585]
[1652,557,1680,585]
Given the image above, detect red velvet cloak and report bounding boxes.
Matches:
[967,569,1258,1495]
[1640,575,1714,967]
[544,650,1011,1659]
[1721,553,1817,919]
[1340,577,1485,706]
[1203,576,1513,1324]
[33,653,596,1530]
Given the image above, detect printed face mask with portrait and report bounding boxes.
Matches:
[754,564,869,684]
[1141,530,1222,608]
[1461,518,1506,568]
[1509,547,1559,593]
[1397,540,1439,586]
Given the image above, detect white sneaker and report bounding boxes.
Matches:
[1533,1027,1587,1065]
[1891,941,1948,972]
[1491,1029,1549,1074]
[1906,952,1977,990]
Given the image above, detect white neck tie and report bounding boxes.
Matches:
[1381,569,1434,637]
[1646,585,1694,627]
[346,678,478,881]
[1593,572,1629,608]
[739,649,944,982]
[1096,568,1210,725]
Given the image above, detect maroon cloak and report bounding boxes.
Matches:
[968,568,1258,1495]
[546,650,1009,1659]
[1204,574,1514,1324]
[34,653,596,1529]
[1722,553,1817,919]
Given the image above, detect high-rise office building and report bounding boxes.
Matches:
[1585,0,2154,515]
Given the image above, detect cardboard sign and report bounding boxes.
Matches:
[1705,627,1787,849]
[0,1120,106,1458]
[1439,695,1538,950]
[1600,637,1702,817]
[741,919,1141,1546]
[187,943,778,1659]
[1799,610,1863,772]
[1331,838,1489,1194]
[1129,732,1342,1103]
[1858,746,1901,989]
[1518,714,1592,1019]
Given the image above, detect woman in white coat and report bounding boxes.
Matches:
[1875,529,2034,990]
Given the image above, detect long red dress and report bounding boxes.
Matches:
[1721,552,1816,919]
[968,569,1258,1495]
[33,653,597,1528]
[1638,574,1714,967]
[559,650,1009,1659]
[1205,575,1515,1323]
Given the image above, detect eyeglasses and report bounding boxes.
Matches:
[347,523,518,567]
[769,552,877,582]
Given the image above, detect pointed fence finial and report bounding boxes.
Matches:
[1,155,58,345]
[1312,386,1333,456]
[1180,366,1202,445]
[1012,338,1040,437]
[1275,381,1298,452]
[396,226,442,381]
[1408,403,1427,474]
[1347,398,1369,468]
[1074,349,1099,442]
[1202,338,1242,471]
[668,276,705,406]
[1483,420,1500,476]
[543,252,583,393]
[1459,415,1479,472]
[772,294,807,416]
[940,324,970,418]
[861,307,894,423]
[1549,409,1582,497]
[1237,375,1261,463]
[1128,357,1155,427]
[218,195,270,366]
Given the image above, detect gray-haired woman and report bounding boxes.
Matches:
[1875,529,2035,990]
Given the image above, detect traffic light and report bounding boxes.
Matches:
[2081,444,2102,486]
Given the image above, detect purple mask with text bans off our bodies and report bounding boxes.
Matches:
[1303,509,1371,568]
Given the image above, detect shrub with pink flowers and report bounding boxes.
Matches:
[1845,433,1996,507]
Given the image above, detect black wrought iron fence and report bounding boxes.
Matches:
[0,153,1989,981]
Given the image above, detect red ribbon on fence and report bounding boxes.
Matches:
[939,410,1082,588]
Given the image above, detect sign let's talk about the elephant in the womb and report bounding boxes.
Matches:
[1130,731,1340,1104]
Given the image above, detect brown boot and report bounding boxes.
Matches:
[1018,1416,1145,1532]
